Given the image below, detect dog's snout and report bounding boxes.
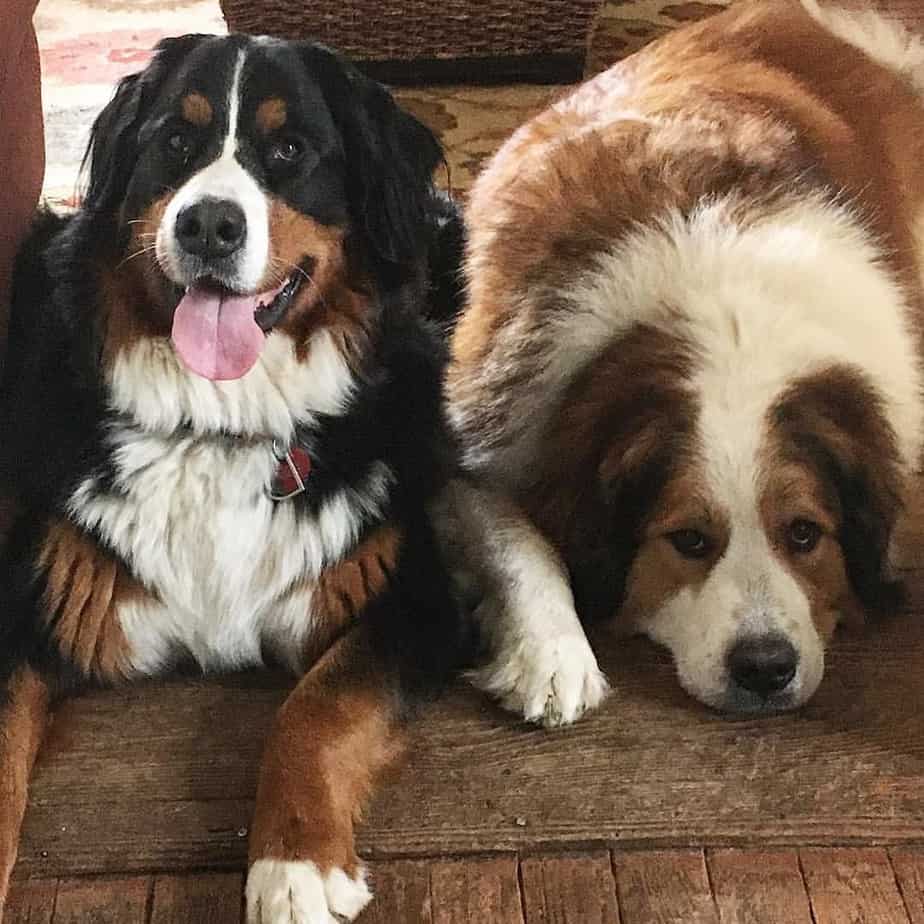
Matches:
[175,198,246,260]
[727,634,798,697]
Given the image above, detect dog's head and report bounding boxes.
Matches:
[542,328,907,715]
[80,34,441,429]
[485,174,924,718]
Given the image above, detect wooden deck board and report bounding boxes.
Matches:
[360,860,433,924]
[800,848,911,924]
[4,879,56,924]
[890,850,924,924]
[149,873,242,924]
[428,856,524,924]
[707,850,813,924]
[612,849,719,924]
[15,612,924,877]
[14,849,924,923]
[519,852,619,924]
[50,876,151,924]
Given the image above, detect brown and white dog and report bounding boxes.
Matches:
[446,0,924,719]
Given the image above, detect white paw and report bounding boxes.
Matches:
[471,628,609,728]
[246,859,372,924]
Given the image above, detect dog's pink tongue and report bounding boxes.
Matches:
[171,285,265,381]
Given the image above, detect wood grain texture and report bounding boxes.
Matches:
[51,876,150,924]
[360,860,433,924]
[800,848,911,924]
[16,609,924,876]
[613,850,718,924]
[4,878,56,924]
[520,852,619,923]
[890,850,924,924]
[707,850,813,924]
[149,873,242,924]
[429,856,524,924]
[9,852,924,923]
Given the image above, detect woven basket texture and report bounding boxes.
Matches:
[220,0,601,61]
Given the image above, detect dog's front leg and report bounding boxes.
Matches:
[246,626,402,924]
[435,478,609,728]
[0,666,50,917]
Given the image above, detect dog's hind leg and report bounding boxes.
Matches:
[0,665,50,917]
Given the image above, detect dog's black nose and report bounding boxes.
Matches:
[175,198,246,260]
[727,635,798,697]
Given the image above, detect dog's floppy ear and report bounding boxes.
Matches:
[531,327,698,621]
[82,34,209,215]
[773,367,906,616]
[303,44,443,277]
[797,430,905,615]
[82,70,144,214]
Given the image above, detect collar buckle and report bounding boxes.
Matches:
[270,440,311,501]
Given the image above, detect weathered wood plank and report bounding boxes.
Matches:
[149,873,242,924]
[519,852,619,924]
[613,850,718,924]
[14,612,924,876]
[360,860,433,924]
[4,878,56,924]
[19,799,254,878]
[888,850,924,924]
[429,856,524,924]
[707,850,812,924]
[51,876,150,924]
[800,848,911,924]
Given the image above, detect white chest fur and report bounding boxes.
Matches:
[68,427,393,675]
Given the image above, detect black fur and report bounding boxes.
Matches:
[0,34,469,699]
[299,44,443,275]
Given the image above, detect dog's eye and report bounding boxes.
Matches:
[787,519,822,554]
[166,130,194,164]
[668,529,713,559]
[266,135,305,170]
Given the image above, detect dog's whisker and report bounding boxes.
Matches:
[116,244,157,269]
[271,257,313,285]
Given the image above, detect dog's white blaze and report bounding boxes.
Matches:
[156,48,271,292]
[645,390,825,709]
[224,47,246,159]
[69,428,394,674]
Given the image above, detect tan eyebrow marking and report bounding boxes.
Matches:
[181,92,213,127]
[256,97,287,134]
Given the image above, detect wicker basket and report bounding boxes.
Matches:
[219,0,602,83]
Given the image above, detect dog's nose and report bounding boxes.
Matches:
[727,634,798,697]
[175,198,246,260]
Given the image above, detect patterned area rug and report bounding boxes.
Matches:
[35,0,560,207]
[37,1,923,209]
[37,0,226,206]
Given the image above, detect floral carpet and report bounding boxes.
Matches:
[38,0,778,211]
[37,0,921,209]
[34,0,560,209]
[36,0,226,206]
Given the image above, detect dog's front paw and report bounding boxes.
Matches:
[246,859,372,924]
[471,627,609,728]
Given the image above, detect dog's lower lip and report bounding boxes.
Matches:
[253,262,310,333]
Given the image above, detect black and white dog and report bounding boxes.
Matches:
[0,34,466,923]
